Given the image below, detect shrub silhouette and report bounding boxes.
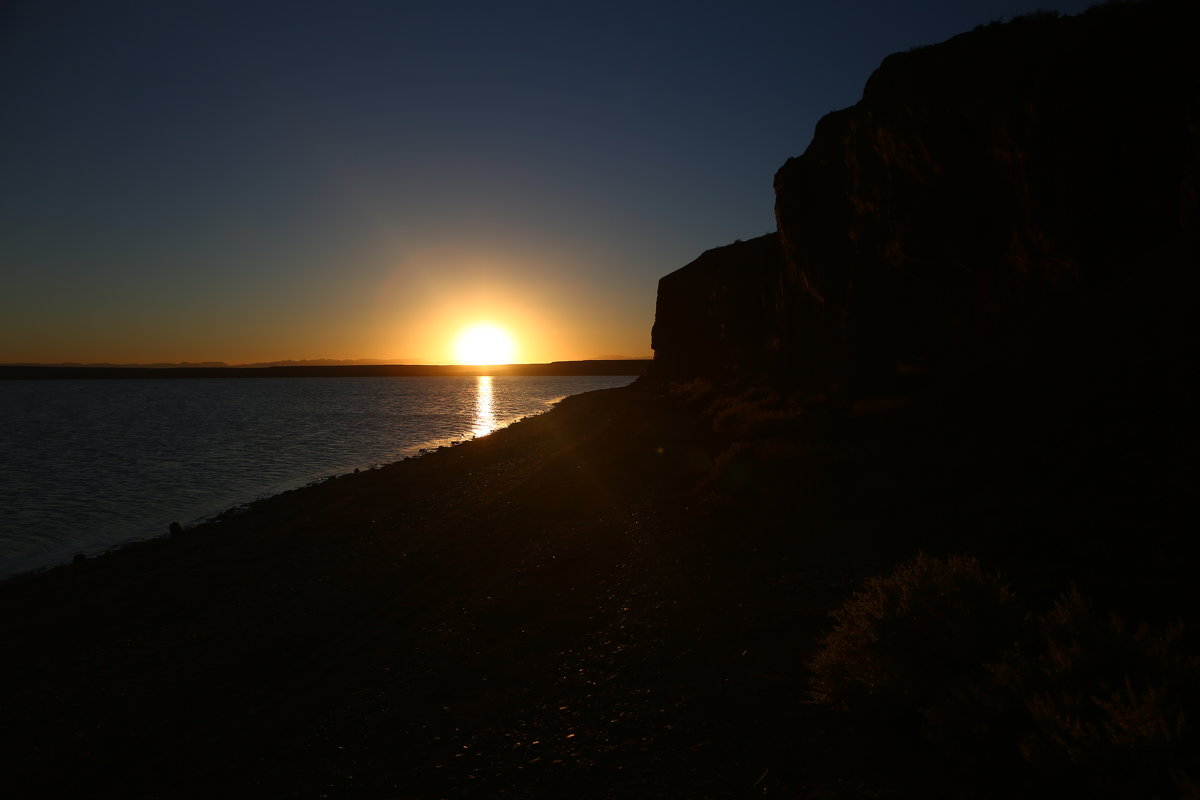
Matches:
[706,386,789,438]
[808,553,1022,720]
[809,551,1200,795]
[706,437,801,496]
[995,587,1200,796]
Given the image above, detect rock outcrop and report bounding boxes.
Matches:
[653,0,1199,391]
[650,234,796,380]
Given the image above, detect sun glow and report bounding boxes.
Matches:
[453,323,517,365]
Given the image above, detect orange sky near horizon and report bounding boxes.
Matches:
[1,242,655,366]
[0,1,1095,368]
[0,301,654,367]
[368,246,650,366]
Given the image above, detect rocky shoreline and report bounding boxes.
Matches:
[2,364,1194,797]
[0,377,962,798]
[0,383,833,798]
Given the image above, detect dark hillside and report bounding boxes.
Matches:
[646,2,1200,794]
[649,0,1199,622]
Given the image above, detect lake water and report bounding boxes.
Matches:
[0,375,633,579]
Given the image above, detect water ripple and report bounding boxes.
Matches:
[0,375,631,577]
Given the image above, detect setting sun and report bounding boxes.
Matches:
[453,323,517,365]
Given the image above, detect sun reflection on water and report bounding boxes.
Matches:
[472,375,495,438]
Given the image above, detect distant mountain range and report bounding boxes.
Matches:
[235,358,419,368]
[1,359,417,368]
[1,361,237,368]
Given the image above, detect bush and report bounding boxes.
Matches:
[664,377,717,407]
[996,587,1200,796]
[810,555,1200,796]
[707,386,784,437]
[808,553,1023,721]
[706,438,801,495]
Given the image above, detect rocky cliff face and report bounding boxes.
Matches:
[650,234,797,380]
[653,0,1199,390]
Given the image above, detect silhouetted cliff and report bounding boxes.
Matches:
[650,234,793,380]
[653,0,1199,391]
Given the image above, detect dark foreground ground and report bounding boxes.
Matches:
[1,374,1194,798]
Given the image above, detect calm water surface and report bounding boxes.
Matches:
[0,375,632,578]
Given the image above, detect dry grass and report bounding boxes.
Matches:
[808,552,1021,718]
[996,587,1200,795]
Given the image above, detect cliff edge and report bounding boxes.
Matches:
[653,0,1199,392]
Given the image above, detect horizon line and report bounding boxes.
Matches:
[1,356,654,369]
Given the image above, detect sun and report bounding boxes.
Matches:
[453,323,516,365]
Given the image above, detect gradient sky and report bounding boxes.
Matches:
[1,0,1095,365]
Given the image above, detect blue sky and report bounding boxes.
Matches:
[0,0,1096,364]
